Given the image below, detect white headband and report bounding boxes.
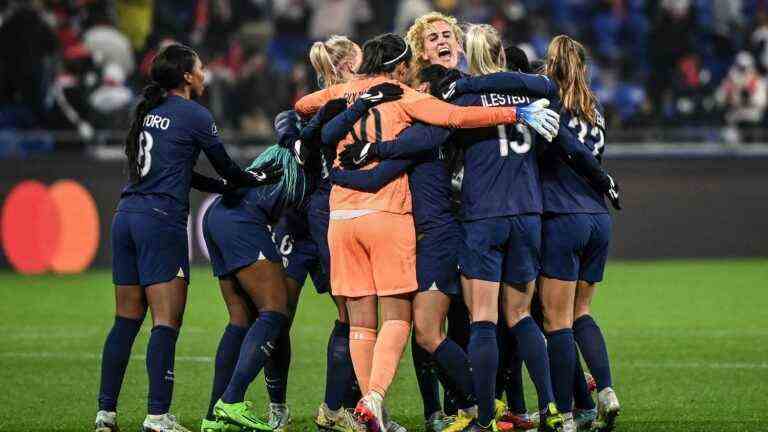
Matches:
[383,44,410,66]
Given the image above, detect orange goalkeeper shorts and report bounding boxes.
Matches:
[328,211,417,298]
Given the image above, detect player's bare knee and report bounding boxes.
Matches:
[414,322,444,353]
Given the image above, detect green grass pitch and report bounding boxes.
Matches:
[0,259,766,432]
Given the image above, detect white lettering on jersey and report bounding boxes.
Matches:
[143,114,171,130]
[481,93,532,107]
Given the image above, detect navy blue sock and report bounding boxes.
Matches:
[505,331,527,414]
[265,325,291,404]
[434,337,476,410]
[469,321,498,426]
[146,325,179,415]
[445,298,470,415]
[511,316,554,412]
[412,333,442,419]
[573,351,595,410]
[574,315,612,391]
[207,324,248,419]
[98,316,143,412]
[324,321,355,410]
[221,311,288,403]
[547,329,576,413]
[342,377,362,409]
[495,321,509,401]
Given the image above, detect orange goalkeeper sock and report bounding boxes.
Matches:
[369,319,411,398]
[349,326,377,395]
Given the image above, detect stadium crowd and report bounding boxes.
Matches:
[2,0,768,155]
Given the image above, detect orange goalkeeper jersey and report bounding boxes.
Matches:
[295,75,518,214]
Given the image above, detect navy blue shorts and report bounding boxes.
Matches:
[459,214,541,285]
[273,218,330,294]
[112,211,190,286]
[417,223,461,296]
[541,213,611,283]
[202,199,280,278]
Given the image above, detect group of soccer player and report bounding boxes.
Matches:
[94,10,623,432]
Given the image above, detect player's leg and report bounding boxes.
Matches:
[572,352,597,429]
[203,277,253,431]
[444,296,470,416]
[97,212,147,432]
[459,217,505,431]
[503,214,563,432]
[573,214,618,432]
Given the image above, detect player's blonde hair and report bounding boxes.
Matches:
[406,12,464,74]
[465,24,506,76]
[544,35,598,125]
[309,35,359,88]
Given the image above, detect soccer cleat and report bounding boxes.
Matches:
[95,410,119,432]
[213,400,271,431]
[573,408,596,430]
[314,403,366,432]
[561,412,577,432]
[539,403,565,432]
[459,419,514,432]
[593,388,620,432]
[385,419,407,432]
[354,393,385,432]
[200,418,239,432]
[426,411,451,432]
[140,413,192,432]
[442,410,475,432]
[267,403,292,431]
[493,400,506,422]
[498,411,535,430]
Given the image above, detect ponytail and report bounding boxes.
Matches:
[465,24,506,76]
[309,35,358,88]
[124,43,198,183]
[357,33,412,75]
[545,35,598,125]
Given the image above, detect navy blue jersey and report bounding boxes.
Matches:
[455,71,609,214]
[452,92,542,220]
[118,95,249,222]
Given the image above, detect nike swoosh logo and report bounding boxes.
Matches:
[366,92,383,101]
[253,171,267,181]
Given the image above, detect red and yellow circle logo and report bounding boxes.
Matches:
[1,180,100,274]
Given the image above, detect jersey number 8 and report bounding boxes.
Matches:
[498,123,532,156]
[138,131,154,177]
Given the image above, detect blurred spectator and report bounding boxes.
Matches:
[116,0,153,51]
[308,0,372,40]
[716,51,767,142]
[89,63,134,130]
[83,12,135,75]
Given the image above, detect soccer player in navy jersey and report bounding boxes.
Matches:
[435,35,622,432]
[201,144,308,432]
[95,44,281,432]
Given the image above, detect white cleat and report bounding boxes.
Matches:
[594,388,620,432]
[267,402,292,431]
[95,410,119,432]
[141,413,192,432]
[562,412,577,432]
[354,392,385,432]
[385,419,407,432]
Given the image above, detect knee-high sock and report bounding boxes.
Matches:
[412,333,441,419]
[98,316,143,412]
[505,330,527,414]
[469,321,498,426]
[349,326,377,396]
[573,351,596,410]
[511,317,554,412]
[495,321,509,401]
[221,311,288,403]
[264,324,291,404]
[207,324,248,419]
[324,321,355,411]
[369,320,411,398]
[547,329,576,413]
[433,337,476,410]
[343,376,363,409]
[146,325,179,415]
[445,298,470,415]
[573,315,612,391]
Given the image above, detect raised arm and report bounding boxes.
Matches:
[401,93,517,129]
[338,122,451,169]
[450,72,558,99]
[331,159,412,192]
[191,171,229,194]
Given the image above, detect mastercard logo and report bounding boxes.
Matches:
[1,180,100,274]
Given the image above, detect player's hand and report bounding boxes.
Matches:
[291,139,313,165]
[274,110,300,149]
[517,99,560,142]
[247,160,283,185]
[594,172,622,210]
[357,83,403,108]
[433,69,464,100]
[339,140,379,169]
